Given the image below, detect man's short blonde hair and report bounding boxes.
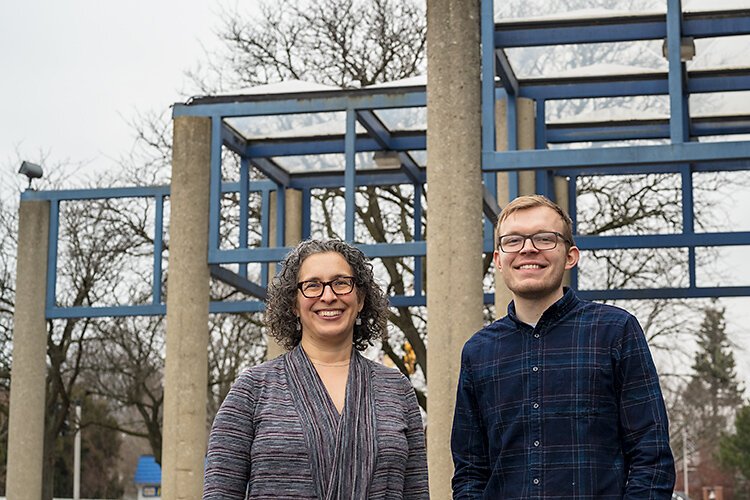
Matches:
[494,195,575,251]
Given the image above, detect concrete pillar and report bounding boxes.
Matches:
[494,97,536,315]
[6,199,50,500]
[266,188,302,360]
[162,116,212,500]
[425,1,483,498]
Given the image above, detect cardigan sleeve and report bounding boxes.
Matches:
[203,369,257,499]
[401,376,430,499]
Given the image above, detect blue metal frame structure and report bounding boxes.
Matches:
[482,0,750,301]
[21,1,750,319]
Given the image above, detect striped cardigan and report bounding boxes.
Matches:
[203,351,429,499]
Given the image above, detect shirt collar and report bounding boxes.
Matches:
[507,287,579,328]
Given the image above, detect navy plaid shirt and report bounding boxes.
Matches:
[451,288,675,499]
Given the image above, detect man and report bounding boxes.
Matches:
[451,195,675,499]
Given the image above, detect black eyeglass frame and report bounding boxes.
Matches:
[497,231,572,253]
[296,276,357,298]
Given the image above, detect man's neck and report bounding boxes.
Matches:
[513,288,565,326]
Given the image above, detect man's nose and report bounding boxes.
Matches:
[519,237,538,253]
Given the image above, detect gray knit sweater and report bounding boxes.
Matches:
[203,353,429,499]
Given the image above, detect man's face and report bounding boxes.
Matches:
[494,206,579,302]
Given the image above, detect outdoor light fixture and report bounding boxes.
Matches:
[662,37,696,62]
[18,161,43,190]
[373,150,402,169]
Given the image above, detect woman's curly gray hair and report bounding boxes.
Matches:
[265,239,390,351]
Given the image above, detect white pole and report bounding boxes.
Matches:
[74,402,81,500]
[683,425,688,498]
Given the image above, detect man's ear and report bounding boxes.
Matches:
[493,250,503,272]
[565,245,580,270]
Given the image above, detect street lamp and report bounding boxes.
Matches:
[18,161,43,190]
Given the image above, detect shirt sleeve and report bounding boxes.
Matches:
[401,375,430,499]
[203,369,257,499]
[451,345,490,499]
[616,315,676,499]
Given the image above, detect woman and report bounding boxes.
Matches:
[203,239,429,499]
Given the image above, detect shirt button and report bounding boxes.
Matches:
[533,478,540,485]
[532,366,539,372]
[534,440,540,447]
[534,333,540,338]
[533,402,539,409]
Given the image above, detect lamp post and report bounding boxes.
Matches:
[74,401,81,500]
[682,425,690,498]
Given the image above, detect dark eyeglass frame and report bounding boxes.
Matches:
[498,231,571,253]
[297,276,356,298]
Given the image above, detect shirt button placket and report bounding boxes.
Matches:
[530,327,542,492]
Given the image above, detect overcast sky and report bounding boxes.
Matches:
[0,0,223,186]
[1,0,749,386]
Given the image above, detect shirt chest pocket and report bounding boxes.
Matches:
[543,358,616,416]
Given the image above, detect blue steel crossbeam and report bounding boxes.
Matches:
[493,8,750,47]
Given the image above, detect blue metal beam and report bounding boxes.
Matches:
[288,169,426,189]
[260,189,271,286]
[483,140,750,170]
[239,158,250,278]
[345,108,357,242]
[496,15,665,47]
[209,265,267,299]
[493,9,750,48]
[47,304,167,319]
[481,0,496,154]
[209,301,265,314]
[495,49,519,96]
[513,68,750,101]
[208,117,223,255]
[251,158,290,186]
[684,10,750,38]
[275,184,285,246]
[245,134,425,158]
[152,195,164,304]
[578,286,750,301]
[666,0,689,143]
[21,185,171,202]
[546,115,750,143]
[482,185,501,222]
[355,109,422,184]
[413,183,424,296]
[557,160,750,177]
[46,200,59,311]
[173,88,427,118]
[210,242,427,265]
[356,109,391,148]
[548,120,669,143]
[575,232,750,250]
[45,281,750,320]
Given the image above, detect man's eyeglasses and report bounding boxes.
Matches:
[297,276,356,298]
[498,231,570,253]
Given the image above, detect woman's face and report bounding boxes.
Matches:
[295,251,364,346]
